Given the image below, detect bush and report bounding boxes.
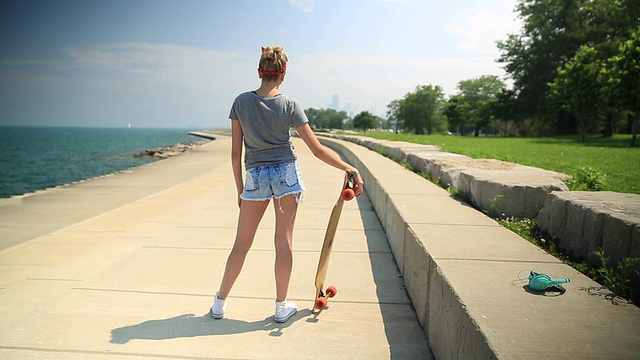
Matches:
[566,166,606,191]
[594,249,640,304]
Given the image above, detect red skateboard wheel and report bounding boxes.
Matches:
[315,297,328,310]
[342,188,355,201]
[326,286,337,298]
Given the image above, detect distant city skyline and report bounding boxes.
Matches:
[329,94,378,118]
[330,94,340,112]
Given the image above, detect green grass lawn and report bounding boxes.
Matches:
[356,131,639,195]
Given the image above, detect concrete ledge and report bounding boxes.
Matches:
[322,133,638,282]
[320,136,640,359]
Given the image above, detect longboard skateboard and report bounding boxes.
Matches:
[313,172,358,311]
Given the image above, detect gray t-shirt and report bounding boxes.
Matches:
[229,91,309,169]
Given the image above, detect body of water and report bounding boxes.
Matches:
[0,126,204,198]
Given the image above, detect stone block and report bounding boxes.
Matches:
[538,191,640,265]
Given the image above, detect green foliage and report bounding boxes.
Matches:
[446,184,470,203]
[487,195,505,218]
[386,99,402,133]
[498,0,586,123]
[548,45,607,140]
[497,0,640,136]
[492,88,521,135]
[594,249,640,304]
[443,95,465,134]
[609,29,640,146]
[388,85,446,135]
[305,108,349,130]
[443,75,506,136]
[610,30,640,111]
[352,111,377,133]
[398,161,413,171]
[565,166,606,191]
[497,217,539,243]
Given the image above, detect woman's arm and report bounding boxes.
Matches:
[231,119,244,207]
[295,123,363,195]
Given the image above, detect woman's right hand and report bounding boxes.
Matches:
[349,170,364,197]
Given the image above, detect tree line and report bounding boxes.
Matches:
[304,108,386,133]
[305,0,639,147]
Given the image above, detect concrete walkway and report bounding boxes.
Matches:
[0,136,432,359]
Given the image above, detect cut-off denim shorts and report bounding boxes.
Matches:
[240,161,305,203]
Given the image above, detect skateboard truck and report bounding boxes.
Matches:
[314,286,337,310]
[341,173,359,201]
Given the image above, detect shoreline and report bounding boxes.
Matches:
[0,137,233,251]
[7,160,159,200]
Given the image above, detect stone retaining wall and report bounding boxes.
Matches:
[317,136,640,359]
[321,133,640,267]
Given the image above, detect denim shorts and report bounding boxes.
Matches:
[240,161,305,202]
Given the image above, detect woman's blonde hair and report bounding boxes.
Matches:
[259,46,288,78]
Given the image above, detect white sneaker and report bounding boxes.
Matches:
[211,293,227,319]
[274,300,297,323]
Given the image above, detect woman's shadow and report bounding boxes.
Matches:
[110,309,311,344]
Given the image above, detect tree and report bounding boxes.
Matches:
[443,95,466,135]
[549,45,607,141]
[352,111,377,133]
[455,75,505,136]
[584,0,640,136]
[386,99,402,133]
[492,88,519,136]
[395,85,445,135]
[498,0,640,135]
[380,116,395,131]
[304,108,349,130]
[498,0,587,132]
[305,108,321,128]
[610,29,640,147]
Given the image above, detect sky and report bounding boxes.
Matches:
[0,0,522,129]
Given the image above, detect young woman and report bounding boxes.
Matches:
[211,45,364,323]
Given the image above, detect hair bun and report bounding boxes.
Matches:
[259,45,288,75]
[263,46,284,60]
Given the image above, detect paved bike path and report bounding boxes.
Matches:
[0,136,432,359]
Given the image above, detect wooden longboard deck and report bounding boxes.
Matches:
[313,173,351,311]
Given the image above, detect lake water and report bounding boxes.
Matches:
[0,126,204,198]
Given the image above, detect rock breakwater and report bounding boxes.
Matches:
[134,140,208,159]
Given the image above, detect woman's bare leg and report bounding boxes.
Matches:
[273,195,299,302]
[217,199,270,299]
